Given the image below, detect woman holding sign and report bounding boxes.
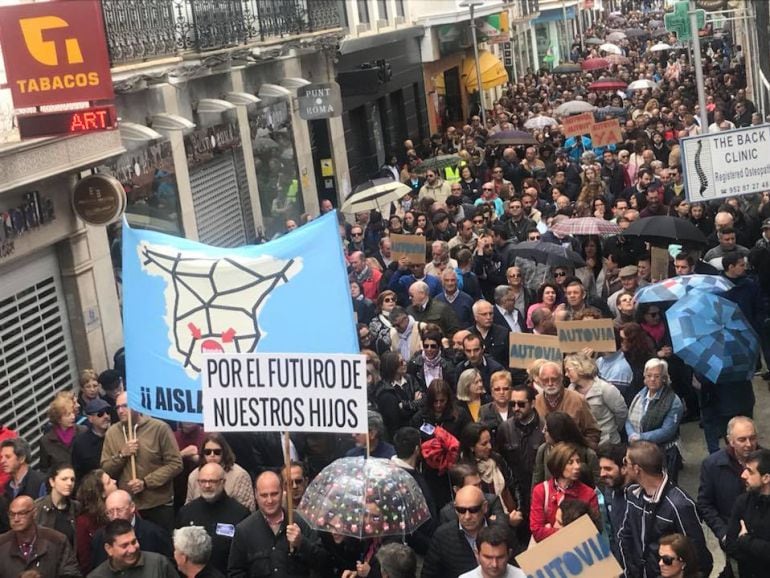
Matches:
[529,442,599,543]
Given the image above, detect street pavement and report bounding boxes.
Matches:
[678,375,770,575]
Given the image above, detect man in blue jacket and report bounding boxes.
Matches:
[619,441,712,578]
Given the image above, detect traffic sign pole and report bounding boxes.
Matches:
[689,0,709,132]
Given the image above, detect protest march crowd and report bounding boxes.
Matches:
[3,1,770,578]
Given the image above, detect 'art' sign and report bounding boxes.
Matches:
[202,353,368,434]
[0,1,114,107]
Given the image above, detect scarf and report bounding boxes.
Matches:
[477,457,506,499]
[355,266,373,285]
[54,425,76,447]
[397,318,415,361]
[628,386,675,434]
[641,322,665,345]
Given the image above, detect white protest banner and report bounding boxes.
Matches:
[557,319,617,353]
[509,333,563,369]
[202,353,368,433]
[562,112,595,137]
[390,234,426,264]
[516,515,622,578]
[681,124,770,202]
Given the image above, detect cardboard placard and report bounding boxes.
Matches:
[590,119,623,147]
[650,246,670,282]
[562,112,596,137]
[557,318,617,353]
[390,234,426,264]
[516,515,623,578]
[509,333,563,369]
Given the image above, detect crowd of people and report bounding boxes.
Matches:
[1,3,770,578]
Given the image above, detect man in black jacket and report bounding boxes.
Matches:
[619,441,712,578]
[228,471,326,578]
[726,448,770,577]
[0,438,46,502]
[598,443,630,565]
[467,300,511,370]
[176,463,250,574]
[422,486,512,578]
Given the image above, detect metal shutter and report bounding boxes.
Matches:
[189,153,247,247]
[0,250,78,465]
[232,148,257,243]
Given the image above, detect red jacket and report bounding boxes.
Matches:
[529,478,598,542]
[360,268,382,301]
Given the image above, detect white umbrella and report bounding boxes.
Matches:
[556,101,597,116]
[627,79,658,91]
[524,116,558,129]
[341,179,412,214]
[599,43,623,55]
[650,42,672,52]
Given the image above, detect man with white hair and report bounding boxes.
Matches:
[407,280,460,336]
[425,240,458,278]
[174,525,220,578]
[176,463,250,574]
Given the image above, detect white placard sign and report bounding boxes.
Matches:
[681,124,770,202]
[202,353,368,433]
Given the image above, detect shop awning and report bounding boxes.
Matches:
[462,50,509,93]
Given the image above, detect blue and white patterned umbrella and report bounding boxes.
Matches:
[666,292,759,383]
[635,274,734,303]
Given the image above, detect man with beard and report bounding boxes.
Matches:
[176,463,250,574]
[597,443,630,564]
[495,385,544,545]
[89,519,178,577]
[725,449,770,577]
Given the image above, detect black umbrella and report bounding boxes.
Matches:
[622,216,708,247]
[413,154,461,175]
[486,130,538,146]
[509,241,586,268]
[624,28,649,38]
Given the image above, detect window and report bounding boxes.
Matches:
[396,0,405,17]
[377,0,388,20]
[357,0,370,24]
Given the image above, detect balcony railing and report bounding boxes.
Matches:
[102,0,343,66]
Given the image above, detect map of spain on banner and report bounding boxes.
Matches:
[122,211,358,422]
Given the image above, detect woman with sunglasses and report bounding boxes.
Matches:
[407,328,455,392]
[373,351,425,439]
[186,433,255,511]
[368,290,398,355]
[658,533,699,578]
[530,442,599,543]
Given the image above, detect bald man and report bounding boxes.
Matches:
[91,489,173,569]
[0,496,79,577]
[228,471,326,578]
[423,486,513,578]
[177,463,250,574]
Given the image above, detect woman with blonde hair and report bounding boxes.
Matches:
[39,391,86,472]
[455,368,489,422]
[77,369,102,418]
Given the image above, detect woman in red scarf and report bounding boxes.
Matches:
[38,391,86,473]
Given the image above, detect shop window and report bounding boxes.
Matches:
[357,0,370,24]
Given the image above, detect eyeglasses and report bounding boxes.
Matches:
[351,232,363,237]
[512,401,529,408]
[423,343,440,350]
[91,410,109,418]
[659,555,680,566]
[203,448,223,456]
[492,387,511,392]
[383,297,395,303]
[115,403,128,411]
[473,219,485,224]
[507,274,521,278]
[482,187,494,191]
[529,235,541,240]
[8,509,33,518]
[554,271,567,277]
[290,478,305,487]
[455,504,484,514]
